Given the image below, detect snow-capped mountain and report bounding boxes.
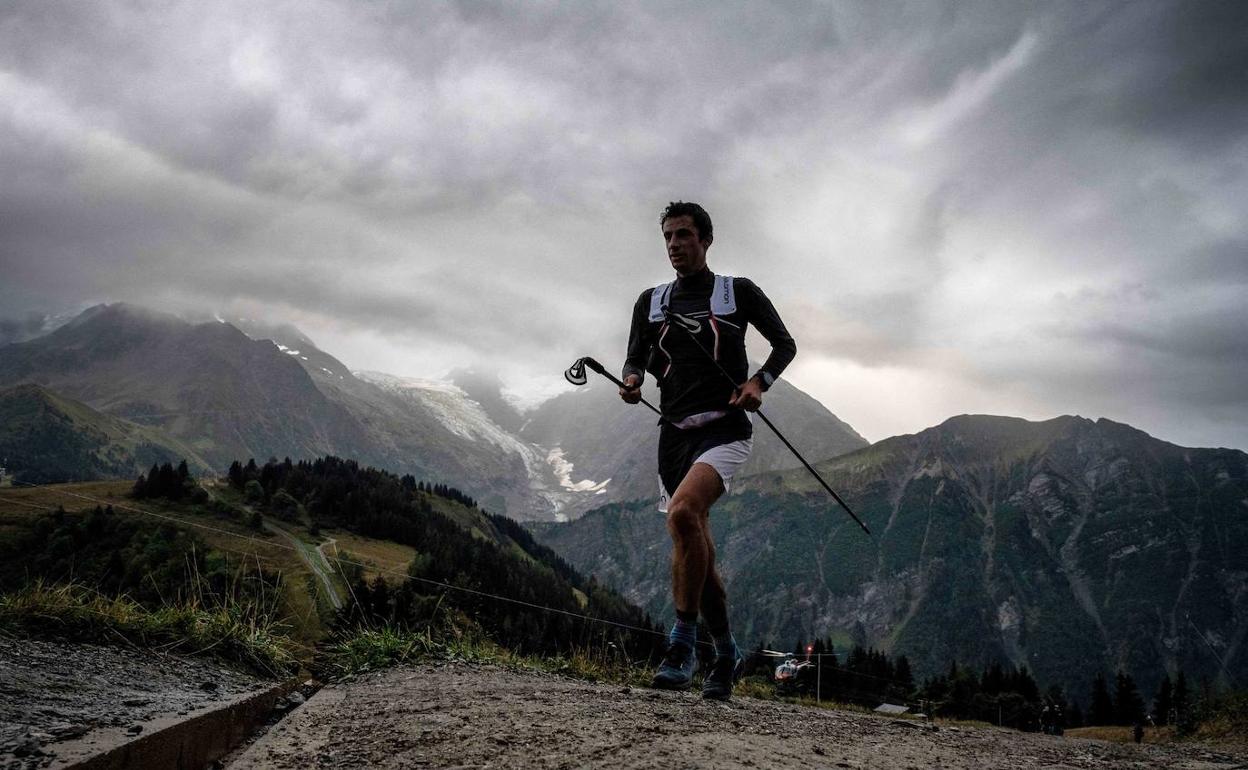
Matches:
[0,303,869,521]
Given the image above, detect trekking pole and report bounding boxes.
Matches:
[660,307,872,536]
[564,356,663,419]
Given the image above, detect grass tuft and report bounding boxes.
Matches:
[0,580,299,677]
[317,617,662,685]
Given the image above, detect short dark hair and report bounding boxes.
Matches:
[660,201,713,242]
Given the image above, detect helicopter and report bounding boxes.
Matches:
[761,649,813,694]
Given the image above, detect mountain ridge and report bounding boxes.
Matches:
[532,412,1248,701]
[0,302,869,519]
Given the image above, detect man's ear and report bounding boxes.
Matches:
[702,235,713,249]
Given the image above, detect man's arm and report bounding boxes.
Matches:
[621,290,652,403]
[728,278,795,411]
[739,278,796,387]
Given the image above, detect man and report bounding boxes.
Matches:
[620,201,796,700]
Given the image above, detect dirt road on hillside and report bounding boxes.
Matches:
[227,663,1246,770]
[262,520,343,610]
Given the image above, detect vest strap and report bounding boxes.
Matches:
[647,275,735,321]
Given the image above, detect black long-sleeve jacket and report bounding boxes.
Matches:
[622,267,796,422]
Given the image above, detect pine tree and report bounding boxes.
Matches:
[1153,674,1174,725]
[1090,673,1115,725]
[1174,671,1190,725]
[982,662,1005,695]
[1012,666,1039,702]
[895,656,914,693]
[1114,671,1145,725]
[1068,701,1085,727]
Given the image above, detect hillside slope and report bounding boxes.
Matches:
[0,305,574,518]
[0,304,373,473]
[0,384,212,483]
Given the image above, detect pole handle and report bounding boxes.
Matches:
[580,357,663,418]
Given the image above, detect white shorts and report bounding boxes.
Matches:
[657,437,753,513]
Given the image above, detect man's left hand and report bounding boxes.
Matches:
[728,376,764,412]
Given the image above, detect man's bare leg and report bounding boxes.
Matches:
[665,462,744,699]
[651,462,724,689]
[665,462,724,617]
[699,523,729,635]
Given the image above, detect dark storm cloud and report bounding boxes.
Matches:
[1,1,1246,448]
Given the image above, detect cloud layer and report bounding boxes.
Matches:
[2,1,1245,448]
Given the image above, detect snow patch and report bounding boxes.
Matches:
[354,370,607,518]
[546,448,610,493]
[270,342,303,357]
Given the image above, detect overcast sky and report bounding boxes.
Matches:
[2,1,1246,450]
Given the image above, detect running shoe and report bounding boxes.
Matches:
[701,651,744,700]
[651,642,698,690]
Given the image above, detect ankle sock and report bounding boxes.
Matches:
[669,618,697,649]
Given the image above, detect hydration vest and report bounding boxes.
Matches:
[647,274,736,376]
[648,273,737,320]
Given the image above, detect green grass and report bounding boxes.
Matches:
[316,616,653,686]
[0,580,300,678]
[1179,691,1248,753]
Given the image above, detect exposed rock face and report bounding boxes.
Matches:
[533,414,1248,699]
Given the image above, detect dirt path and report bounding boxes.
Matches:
[263,520,343,610]
[200,479,342,611]
[227,662,1246,770]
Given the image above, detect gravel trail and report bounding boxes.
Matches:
[0,636,267,769]
[227,662,1246,769]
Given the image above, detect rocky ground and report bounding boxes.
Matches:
[228,662,1248,770]
[0,635,267,769]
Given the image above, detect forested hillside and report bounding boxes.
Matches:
[0,383,211,483]
[229,456,664,658]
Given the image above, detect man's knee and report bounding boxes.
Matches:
[666,498,706,541]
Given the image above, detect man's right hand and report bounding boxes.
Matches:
[619,374,642,404]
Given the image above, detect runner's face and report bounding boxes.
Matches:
[662,215,710,276]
